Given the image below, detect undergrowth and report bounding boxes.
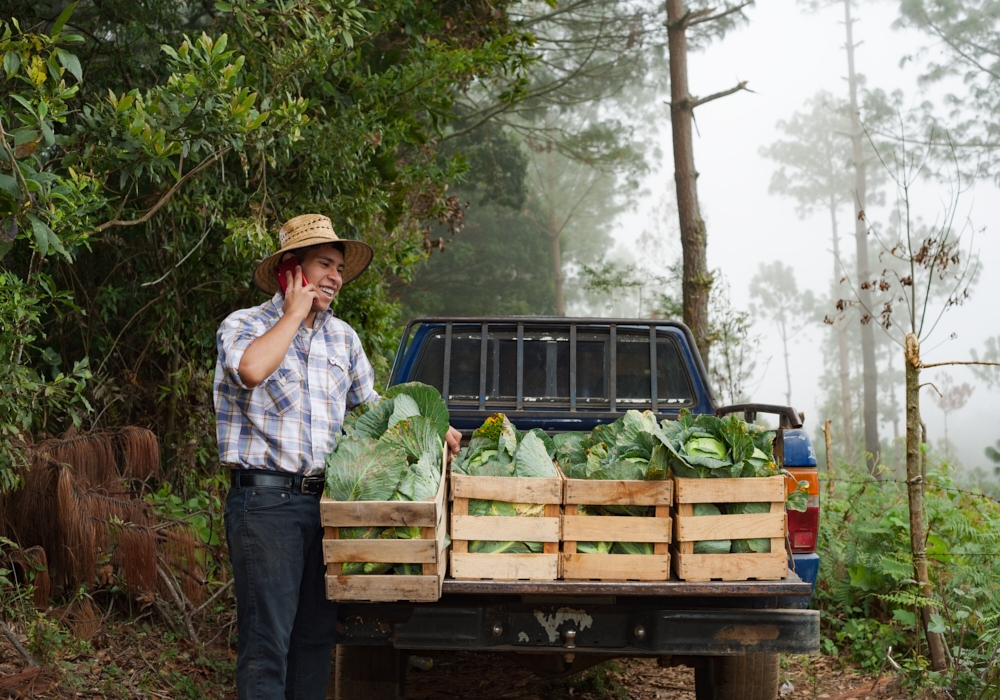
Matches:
[544,661,630,700]
[816,458,1000,698]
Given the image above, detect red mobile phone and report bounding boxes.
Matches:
[275,256,308,294]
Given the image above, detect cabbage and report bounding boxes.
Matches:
[727,502,771,553]
[454,414,557,553]
[325,383,448,574]
[659,410,810,512]
[554,412,670,554]
[691,503,731,554]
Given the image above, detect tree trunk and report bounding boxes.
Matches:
[824,419,835,499]
[666,0,711,360]
[829,198,854,458]
[904,334,948,672]
[843,0,880,474]
[546,148,566,316]
[780,320,792,406]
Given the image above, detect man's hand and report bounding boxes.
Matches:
[444,426,462,460]
[281,265,319,322]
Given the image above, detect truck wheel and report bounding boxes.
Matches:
[694,653,780,700]
[334,645,406,700]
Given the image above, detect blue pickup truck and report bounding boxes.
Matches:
[334,317,821,700]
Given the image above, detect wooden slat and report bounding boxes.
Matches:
[450,553,559,581]
[654,505,670,555]
[672,476,785,504]
[325,574,442,602]
[451,515,560,543]
[671,549,788,582]
[561,554,670,581]
[451,473,562,504]
[451,497,469,553]
[320,499,437,528]
[563,478,673,506]
[321,450,447,528]
[674,512,785,543]
[323,538,437,564]
[562,515,671,543]
[543,504,561,554]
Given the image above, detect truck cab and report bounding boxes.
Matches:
[334,317,820,699]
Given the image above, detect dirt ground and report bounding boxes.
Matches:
[0,619,947,700]
[405,651,943,700]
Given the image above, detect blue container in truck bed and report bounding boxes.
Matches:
[333,318,820,700]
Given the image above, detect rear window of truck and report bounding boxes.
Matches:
[409,326,695,410]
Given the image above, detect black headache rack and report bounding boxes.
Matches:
[389,317,717,419]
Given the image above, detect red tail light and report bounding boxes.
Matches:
[786,469,820,553]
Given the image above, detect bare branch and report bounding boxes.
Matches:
[689,1,754,27]
[0,617,37,666]
[921,360,1000,369]
[192,579,234,617]
[665,7,715,29]
[157,563,200,646]
[96,147,232,232]
[689,81,749,109]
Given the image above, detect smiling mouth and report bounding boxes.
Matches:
[319,286,337,299]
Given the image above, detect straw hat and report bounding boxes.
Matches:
[252,214,374,294]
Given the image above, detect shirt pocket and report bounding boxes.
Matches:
[263,368,301,416]
[328,354,350,394]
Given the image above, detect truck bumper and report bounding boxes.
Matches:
[337,600,819,656]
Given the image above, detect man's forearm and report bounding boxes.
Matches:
[238,315,301,387]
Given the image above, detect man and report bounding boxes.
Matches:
[214,214,460,699]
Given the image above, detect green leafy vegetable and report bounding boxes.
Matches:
[325,383,449,574]
[455,413,556,553]
[727,502,772,553]
[691,503,731,554]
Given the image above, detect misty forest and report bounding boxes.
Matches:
[1,0,999,698]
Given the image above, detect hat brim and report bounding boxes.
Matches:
[252,239,374,295]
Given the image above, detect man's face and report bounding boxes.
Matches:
[299,244,345,311]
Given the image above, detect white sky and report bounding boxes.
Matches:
[611,0,1000,472]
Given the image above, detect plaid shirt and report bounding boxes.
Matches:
[214,293,378,476]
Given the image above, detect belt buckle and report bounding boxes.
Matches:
[301,476,323,495]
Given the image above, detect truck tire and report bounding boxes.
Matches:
[694,653,780,700]
[334,645,405,700]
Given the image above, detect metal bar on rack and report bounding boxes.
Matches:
[609,324,617,413]
[479,322,488,410]
[649,325,658,413]
[516,323,524,410]
[570,324,577,412]
[442,322,452,401]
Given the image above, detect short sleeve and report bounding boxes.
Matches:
[217,310,266,390]
[346,326,379,409]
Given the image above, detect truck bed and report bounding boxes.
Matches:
[441,575,813,597]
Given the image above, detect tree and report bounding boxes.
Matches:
[760,92,860,451]
[837,111,986,673]
[987,439,1000,475]
[446,0,666,314]
[664,0,751,359]
[897,0,1000,178]
[748,262,815,407]
[0,0,536,489]
[927,372,974,460]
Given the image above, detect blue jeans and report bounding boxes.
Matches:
[225,480,337,700]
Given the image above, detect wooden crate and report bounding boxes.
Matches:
[320,452,447,602]
[450,471,563,581]
[671,475,788,582]
[561,477,673,581]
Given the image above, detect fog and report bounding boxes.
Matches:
[611,0,1000,472]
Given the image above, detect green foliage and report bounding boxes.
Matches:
[817,458,1000,695]
[0,0,535,495]
[557,410,668,482]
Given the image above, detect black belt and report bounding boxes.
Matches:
[230,470,325,496]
